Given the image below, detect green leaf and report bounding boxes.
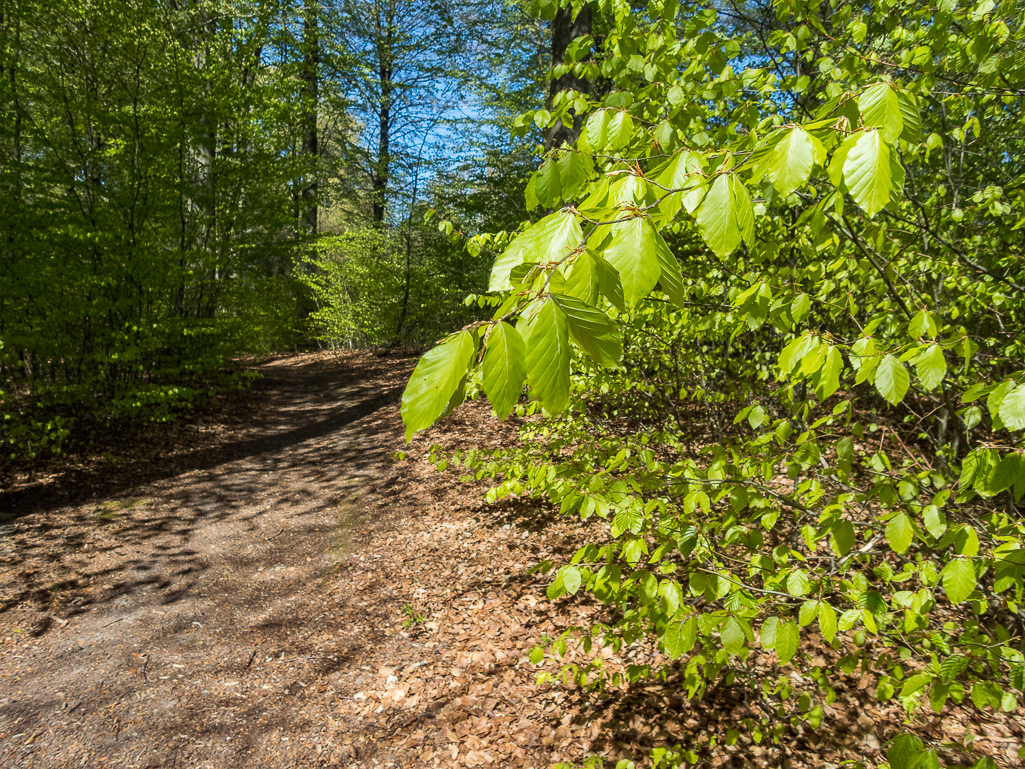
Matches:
[562,252,599,305]
[832,520,856,556]
[481,322,527,421]
[526,299,571,414]
[721,616,747,656]
[524,173,539,210]
[799,600,820,627]
[585,109,611,150]
[747,405,767,428]
[401,330,476,441]
[555,150,593,200]
[929,682,950,712]
[696,174,754,258]
[859,82,904,143]
[561,565,582,595]
[908,309,934,338]
[828,133,860,187]
[769,127,818,196]
[915,345,947,391]
[888,733,924,769]
[775,618,799,664]
[611,174,650,207]
[490,211,582,292]
[658,579,683,615]
[988,452,1024,494]
[652,233,688,309]
[654,150,707,220]
[886,512,914,554]
[843,130,897,217]
[923,505,947,538]
[662,616,697,658]
[901,672,932,698]
[988,379,1016,422]
[850,336,881,382]
[791,293,811,324]
[896,90,922,142]
[551,293,623,367]
[998,385,1025,431]
[819,601,838,642]
[787,569,810,597]
[959,449,982,498]
[593,252,626,311]
[955,525,980,556]
[606,110,634,152]
[657,149,703,189]
[760,616,779,649]
[942,559,976,604]
[534,156,561,206]
[779,333,816,376]
[612,502,644,537]
[602,217,663,308]
[547,569,566,600]
[839,609,861,631]
[875,354,910,405]
[621,537,647,566]
[816,345,844,400]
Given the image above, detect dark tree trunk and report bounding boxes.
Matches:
[371,1,394,226]
[300,0,319,235]
[545,3,591,151]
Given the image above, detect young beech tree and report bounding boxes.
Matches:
[401,0,1025,766]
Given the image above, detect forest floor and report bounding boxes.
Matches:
[0,352,1022,769]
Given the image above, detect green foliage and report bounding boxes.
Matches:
[402,0,1025,765]
[481,322,528,421]
[0,0,308,460]
[400,603,426,629]
[401,330,476,442]
[299,222,491,349]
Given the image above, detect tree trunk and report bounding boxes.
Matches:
[371,0,394,225]
[545,3,591,151]
[300,0,319,235]
[196,6,217,253]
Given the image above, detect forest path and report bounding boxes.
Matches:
[0,353,594,769]
[4,354,1019,769]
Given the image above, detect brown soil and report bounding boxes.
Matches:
[0,352,1022,769]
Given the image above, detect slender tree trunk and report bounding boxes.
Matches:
[371,0,394,225]
[196,6,217,256]
[545,3,591,151]
[300,0,319,235]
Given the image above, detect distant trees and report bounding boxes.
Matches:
[326,0,485,225]
[0,0,310,460]
[0,0,557,462]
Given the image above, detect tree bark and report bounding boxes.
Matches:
[545,3,591,151]
[300,0,319,235]
[371,0,394,225]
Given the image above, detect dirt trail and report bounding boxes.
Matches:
[0,353,610,769]
[0,353,429,767]
[4,353,1022,769]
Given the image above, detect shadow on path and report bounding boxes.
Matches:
[0,377,402,519]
